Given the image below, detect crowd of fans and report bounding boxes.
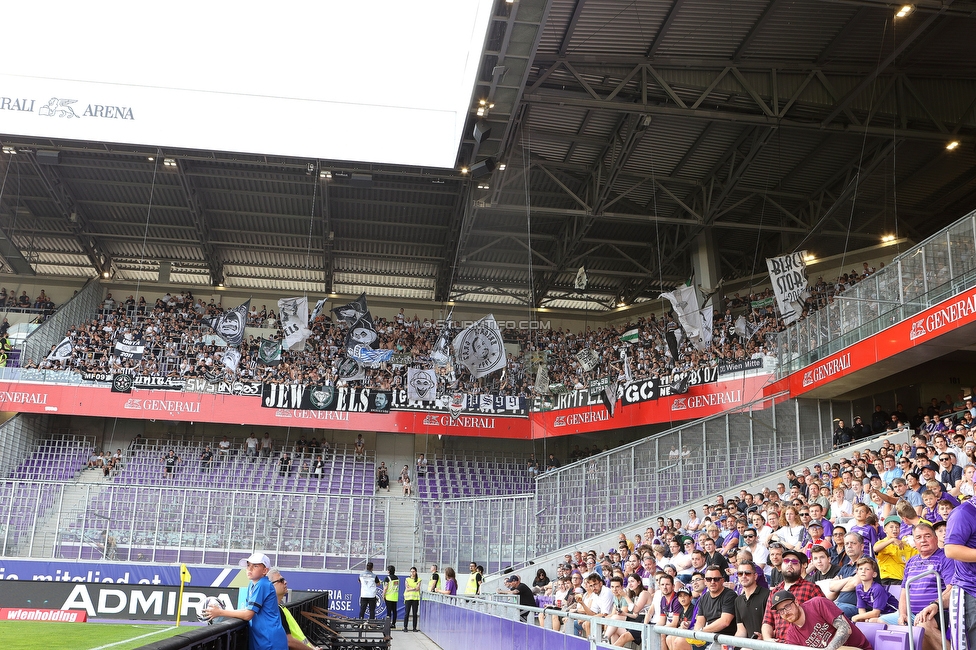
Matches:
[19,262,883,397]
[524,396,974,649]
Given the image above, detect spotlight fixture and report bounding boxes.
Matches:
[946,140,960,151]
[1,146,15,155]
[804,254,816,263]
[477,183,490,190]
[320,170,332,179]
[102,271,110,279]
[895,4,914,18]
[147,156,154,161]
[460,167,469,175]
[497,163,506,171]
[881,234,896,243]
[163,158,177,167]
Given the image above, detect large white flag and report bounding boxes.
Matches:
[48,336,73,362]
[574,266,588,291]
[406,368,438,401]
[278,297,311,350]
[535,365,550,394]
[452,314,507,378]
[660,284,702,338]
[221,347,241,372]
[766,251,810,324]
[698,305,714,351]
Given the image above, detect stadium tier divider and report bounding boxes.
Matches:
[21,277,103,366]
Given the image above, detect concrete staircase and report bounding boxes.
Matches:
[385,496,420,570]
[30,470,105,558]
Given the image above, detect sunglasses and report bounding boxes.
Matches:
[736,571,755,576]
[271,578,286,585]
[743,534,756,539]
[781,558,800,565]
[703,576,723,582]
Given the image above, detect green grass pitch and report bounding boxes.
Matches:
[0,621,188,649]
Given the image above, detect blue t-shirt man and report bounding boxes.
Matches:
[208,553,287,650]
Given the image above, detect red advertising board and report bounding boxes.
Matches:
[533,375,772,437]
[786,285,976,395]
[0,374,775,439]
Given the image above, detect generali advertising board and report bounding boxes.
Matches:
[0,374,773,439]
[788,285,976,395]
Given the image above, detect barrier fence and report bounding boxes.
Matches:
[533,397,848,555]
[21,277,102,366]
[777,208,976,375]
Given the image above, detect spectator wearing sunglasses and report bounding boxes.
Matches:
[733,562,769,640]
[761,550,825,642]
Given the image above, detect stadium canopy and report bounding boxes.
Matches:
[0,0,974,312]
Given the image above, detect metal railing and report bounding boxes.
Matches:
[778,208,976,375]
[21,278,102,365]
[534,396,848,555]
[0,413,50,478]
[422,591,813,650]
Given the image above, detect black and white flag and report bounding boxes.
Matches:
[331,293,369,326]
[113,332,145,361]
[278,297,311,350]
[48,336,73,362]
[310,298,328,323]
[452,314,506,378]
[208,300,249,347]
[600,377,619,417]
[535,364,550,395]
[336,357,365,382]
[221,348,241,372]
[430,308,453,366]
[576,348,600,372]
[574,266,588,291]
[660,285,702,339]
[257,339,282,366]
[344,312,379,357]
[407,368,438,401]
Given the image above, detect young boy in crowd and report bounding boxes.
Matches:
[851,557,897,622]
[873,515,915,585]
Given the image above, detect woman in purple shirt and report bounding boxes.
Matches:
[437,567,458,595]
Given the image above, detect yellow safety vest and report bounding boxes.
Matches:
[428,574,441,592]
[385,577,399,602]
[465,572,481,595]
[404,576,421,601]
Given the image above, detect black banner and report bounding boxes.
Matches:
[0,581,237,621]
[261,384,526,416]
[81,373,262,396]
[717,358,764,375]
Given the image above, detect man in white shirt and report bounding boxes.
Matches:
[218,436,231,459]
[244,433,258,459]
[574,573,614,638]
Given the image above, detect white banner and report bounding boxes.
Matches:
[452,314,506,378]
[766,251,810,324]
[406,368,438,401]
[278,297,311,350]
[660,285,702,339]
[575,348,600,372]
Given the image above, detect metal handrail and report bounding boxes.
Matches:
[904,567,948,650]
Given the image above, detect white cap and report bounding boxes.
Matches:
[239,552,272,568]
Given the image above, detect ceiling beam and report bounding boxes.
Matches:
[175,160,224,287]
[25,153,111,277]
[319,173,334,294]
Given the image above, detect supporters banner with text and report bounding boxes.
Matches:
[766,251,810,324]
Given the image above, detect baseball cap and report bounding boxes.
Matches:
[771,590,796,609]
[239,552,271,568]
[782,549,807,564]
[883,515,902,526]
[505,574,520,583]
[676,587,692,595]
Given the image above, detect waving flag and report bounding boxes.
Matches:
[452,314,506,378]
[331,293,368,326]
[221,348,241,372]
[278,297,311,350]
[619,327,639,344]
[574,266,588,291]
[407,368,438,401]
[208,300,249,347]
[660,285,701,339]
[48,336,74,362]
[257,339,282,365]
[344,313,379,357]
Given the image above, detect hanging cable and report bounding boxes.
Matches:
[303,163,318,300]
[134,152,161,305]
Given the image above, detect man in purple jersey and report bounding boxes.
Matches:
[879,524,953,650]
[944,493,976,650]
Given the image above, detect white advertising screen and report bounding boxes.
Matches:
[0,1,494,168]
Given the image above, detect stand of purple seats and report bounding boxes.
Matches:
[415,456,535,499]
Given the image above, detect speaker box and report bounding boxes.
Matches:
[469,158,496,179]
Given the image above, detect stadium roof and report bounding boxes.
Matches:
[1,0,975,312]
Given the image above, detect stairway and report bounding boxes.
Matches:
[30,470,105,558]
[385,496,420,570]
